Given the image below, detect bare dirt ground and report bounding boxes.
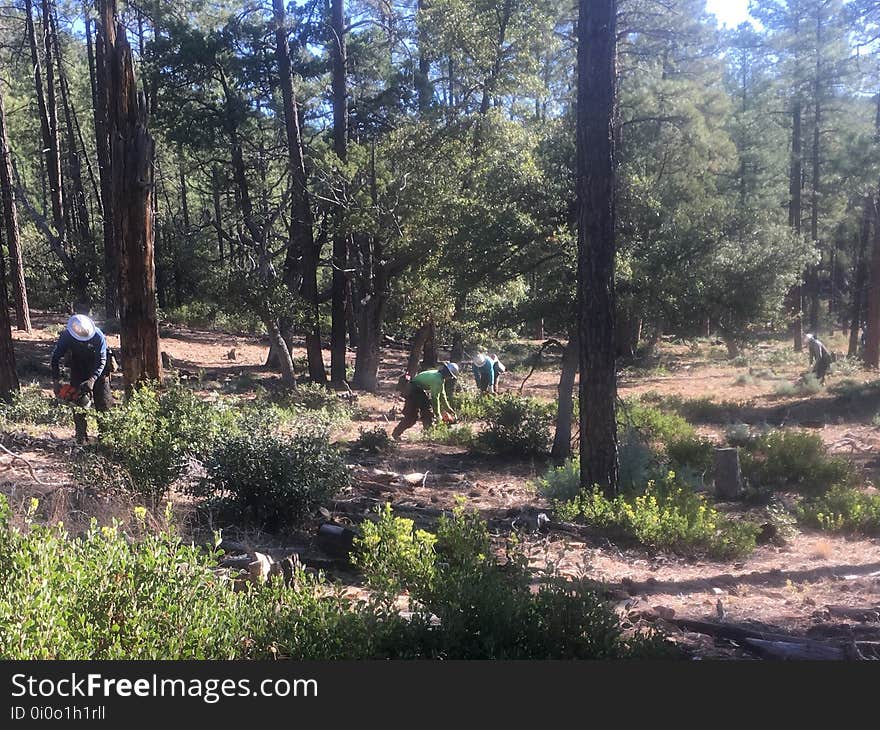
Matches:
[4,314,880,658]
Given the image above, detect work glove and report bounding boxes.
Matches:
[80,377,96,393]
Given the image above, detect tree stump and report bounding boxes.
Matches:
[714,448,743,500]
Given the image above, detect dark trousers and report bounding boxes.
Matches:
[71,373,114,443]
[392,386,433,438]
[813,356,832,384]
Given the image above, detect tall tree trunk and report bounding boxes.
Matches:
[51,7,93,273]
[789,100,803,351]
[807,92,821,333]
[406,321,432,377]
[352,291,385,393]
[0,232,19,400]
[266,318,297,387]
[850,197,871,358]
[577,0,619,498]
[416,0,432,112]
[330,0,349,383]
[0,86,31,332]
[99,0,162,391]
[273,0,326,384]
[211,165,225,262]
[92,2,117,319]
[551,329,578,462]
[865,197,880,369]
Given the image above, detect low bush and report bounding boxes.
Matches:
[352,426,396,454]
[451,389,491,422]
[774,374,821,397]
[419,422,476,448]
[535,458,581,502]
[666,435,714,474]
[0,495,669,659]
[0,384,65,428]
[196,429,351,530]
[479,394,553,456]
[354,501,671,658]
[733,373,755,386]
[288,382,342,411]
[797,486,880,536]
[98,383,238,502]
[555,475,758,559]
[620,400,696,444]
[739,430,852,497]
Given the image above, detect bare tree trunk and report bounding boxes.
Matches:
[352,292,385,393]
[99,0,162,391]
[0,233,19,400]
[551,329,578,462]
[421,319,437,369]
[330,0,348,383]
[865,197,880,369]
[0,86,31,332]
[416,0,432,112]
[577,0,619,498]
[273,0,326,384]
[92,3,117,319]
[789,100,803,351]
[266,318,297,387]
[406,321,432,377]
[850,197,871,358]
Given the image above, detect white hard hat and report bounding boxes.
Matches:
[805,333,815,341]
[473,354,487,367]
[66,314,96,342]
[443,362,459,378]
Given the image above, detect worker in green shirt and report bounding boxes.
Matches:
[392,362,459,440]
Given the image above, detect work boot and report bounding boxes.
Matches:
[73,413,89,445]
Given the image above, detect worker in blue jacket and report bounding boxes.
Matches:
[50,312,115,443]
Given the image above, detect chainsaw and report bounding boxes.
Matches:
[57,383,92,408]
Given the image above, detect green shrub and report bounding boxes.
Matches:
[556,475,758,559]
[288,382,341,411]
[98,384,237,502]
[451,389,491,422]
[725,422,753,447]
[774,374,821,397]
[666,436,714,474]
[419,422,476,448]
[0,384,65,428]
[621,400,696,443]
[536,458,581,502]
[479,394,553,456]
[0,494,669,659]
[739,430,852,497]
[355,501,669,658]
[675,397,737,423]
[733,373,755,386]
[797,485,880,535]
[353,504,437,604]
[197,429,351,530]
[352,426,396,454]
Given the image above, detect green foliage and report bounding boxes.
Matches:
[774,374,821,397]
[288,383,341,411]
[451,388,492,422]
[622,400,696,443]
[535,458,581,502]
[353,505,437,604]
[354,501,668,658]
[419,422,476,448]
[478,394,553,456]
[733,373,755,386]
[666,436,715,474]
[352,426,396,454]
[797,486,880,535]
[556,475,758,558]
[0,384,65,428]
[98,384,238,502]
[739,430,853,497]
[196,429,351,530]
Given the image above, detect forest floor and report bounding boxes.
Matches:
[4,312,880,659]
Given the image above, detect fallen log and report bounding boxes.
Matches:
[825,605,880,622]
[740,638,845,661]
[655,617,858,659]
